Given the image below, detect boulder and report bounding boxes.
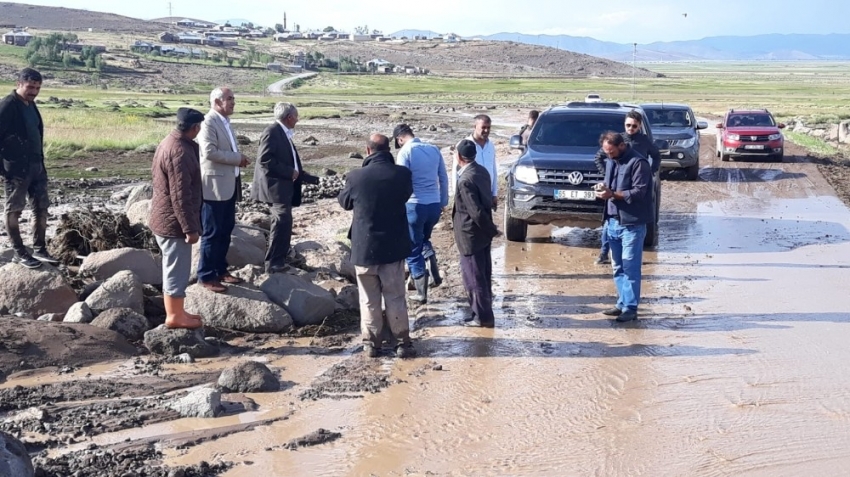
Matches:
[0,263,77,317]
[143,324,219,358]
[225,234,266,268]
[36,313,64,322]
[839,120,850,144]
[295,241,355,281]
[84,270,144,315]
[233,225,267,251]
[238,211,271,231]
[810,128,826,138]
[0,248,15,265]
[335,285,360,311]
[0,431,34,477]
[185,283,293,333]
[169,387,221,418]
[827,124,840,142]
[110,184,135,202]
[230,265,266,287]
[126,199,151,226]
[78,248,162,285]
[217,361,279,393]
[91,308,149,341]
[124,183,153,211]
[63,301,94,324]
[259,273,335,326]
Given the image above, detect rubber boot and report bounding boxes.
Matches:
[427,254,442,288]
[164,295,203,330]
[408,275,429,305]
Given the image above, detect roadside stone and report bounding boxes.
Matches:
[63,301,94,323]
[124,183,153,211]
[84,270,144,315]
[0,263,77,317]
[110,184,135,202]
[143,324,219,358]
[125,198,151,226]
[839,120,850,144]
[317,280,360,311]
[169,387,221,418]
[348,152,363,159]
[174,353,194,364]
[36,313,64,322]
[185,283,293,333]
[91,308,149,341]
[236,134,251,145]
[0,431,34,477]
[259,273,336,326]
[79,247,162,285]
[238,211,271,231]
[295,241,355,281]
[233,225,267,251]
[225,234,266,268]
[230,265,266,287]
[218,361,279,393]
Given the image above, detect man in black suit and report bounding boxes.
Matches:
[251,102,319,273]
[453,139,501,328]
[339,134,415,359]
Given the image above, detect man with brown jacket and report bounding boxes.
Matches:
[149,108,206,329]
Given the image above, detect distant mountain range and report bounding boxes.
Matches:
[390,30,850,61]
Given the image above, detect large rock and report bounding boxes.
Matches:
[124,183,153,211]
[217,361,279,393]
[143,324,219,358]
[316,280,360,310]
[295,241,355,281]
[238,211,271,231]
[233,225,267,251]
[225,234,266,268]
[36,313,64,322]
[126,199,151,226]
[91,308,149,341]
[230,265,266,287]
[63,301,94,324]
[0,263,77,317]
[0,431,34,477]
[169,387,221,418]
[84,270,144,315]
[839,120,850,144]
[185,283,293,333]
[78,248,162,285]
[259,273,335,326]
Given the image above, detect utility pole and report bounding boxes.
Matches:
[168,1,172,18]
[632,42,637,101]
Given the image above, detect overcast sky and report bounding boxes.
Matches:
[15,0,850,44]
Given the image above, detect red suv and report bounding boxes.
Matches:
[716,109,785,162]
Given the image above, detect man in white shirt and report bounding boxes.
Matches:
[451,114,498,210]
[197,87,250,293]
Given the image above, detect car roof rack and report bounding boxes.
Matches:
[565,102,625,109]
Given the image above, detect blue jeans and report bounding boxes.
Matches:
[197,196,236,283]
[406,202,442,279]
[607,218,646,312]
[599,220,610,257]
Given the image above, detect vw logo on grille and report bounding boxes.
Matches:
[567,171,584,185]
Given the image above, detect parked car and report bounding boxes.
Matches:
[506,102,661,248]
[641,103,708,180]
[584,93,602,103]
[716,109,785,162]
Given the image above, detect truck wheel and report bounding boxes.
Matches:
[685,162,699,181]
[504,204,527,242]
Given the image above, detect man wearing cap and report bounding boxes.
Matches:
[392,124,449,305]
[196,87,250,293]
[149,108,206,329]
[453,139,500,328]
[339,133,415,359]
[451,115,498,210]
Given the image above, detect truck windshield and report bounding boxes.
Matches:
[529,115,626,147]
[645,109,692,127]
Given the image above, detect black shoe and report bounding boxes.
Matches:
[32,248,60,265]
[266,264,290,274]
[594,253,610,265]
[601,307,622,316]
[363,343,378,358]
[396,343,416,359]
[615,310,638,322]
[463,320,495,328]
[13,253,42,269]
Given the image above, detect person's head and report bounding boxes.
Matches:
[624,110,642,135]
[176,107,205,140]
[473,114,491,142]
[600,131,627,159]
[455,139,477,166]
[527,110,539,127]
[366,133,390,156]
[15,68,42,103]
[210,87,235,117]
[392,123,414,149]
[274,102,298,129]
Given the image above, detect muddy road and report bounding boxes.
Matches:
[4,123,850,476]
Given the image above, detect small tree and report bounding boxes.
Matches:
[238,58,247,67]
[275,23,284,33]
[226,58,234,67]
[62,51,73,68]
[323,26,335,32]
[95,55,105,72]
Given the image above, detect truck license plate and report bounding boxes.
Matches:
[744,145,764,150]
[554,190,595,201]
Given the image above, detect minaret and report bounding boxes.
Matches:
[283,12,287,31]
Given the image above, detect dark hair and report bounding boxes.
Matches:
[177,121,199,132]
[600,131,625,146]
[528,110,539,120]
[625,110,642,124]
[473,114,491,124]
[368,134,390,152]
[18,67,42,83]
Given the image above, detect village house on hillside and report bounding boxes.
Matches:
[3,30,32,46]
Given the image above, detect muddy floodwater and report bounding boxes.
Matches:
[5,134,850,476]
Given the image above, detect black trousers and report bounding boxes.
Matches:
[266,202,293,268]
[459,246,494,325]
[4,166,49,256]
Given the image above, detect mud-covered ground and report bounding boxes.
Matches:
[4,104,850,476]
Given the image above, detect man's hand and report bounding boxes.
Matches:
[185,232,199,244]
[492,196,499,210]
[239,154,250,168]
[292,170,300,181]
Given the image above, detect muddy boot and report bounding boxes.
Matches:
[363,343,378,358]
[406,274,416,291]
[163,295,203,330]
[396,342,416,359]
[427,254,442,288]
[408,275,428,305]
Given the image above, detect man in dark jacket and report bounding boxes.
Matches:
[0,68,59,268]
[339,134,415,359]
[149,108,206,329]
[593,110,659,265]
[251,102,319,273]
[595,132,653,323]
[453,139,500,328]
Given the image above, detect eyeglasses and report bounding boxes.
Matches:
[625,123,639,129]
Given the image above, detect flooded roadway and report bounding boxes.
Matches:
[12,137,850,476]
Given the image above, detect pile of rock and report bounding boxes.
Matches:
[302,175,346,202]
[787,117,850,148]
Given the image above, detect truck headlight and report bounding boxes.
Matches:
[727,134,740,141]
[514,165,538,184]
[674,137,696,148]
[768,133,782,141]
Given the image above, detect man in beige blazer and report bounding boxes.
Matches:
[197,87,250,293]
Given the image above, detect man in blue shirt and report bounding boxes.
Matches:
[393,124,449,305]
